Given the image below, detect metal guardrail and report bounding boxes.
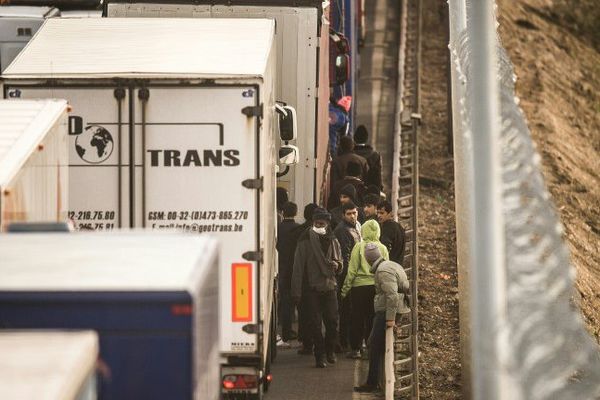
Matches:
[388,0,421,399]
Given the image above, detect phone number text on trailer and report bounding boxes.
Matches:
[147,210,249,221]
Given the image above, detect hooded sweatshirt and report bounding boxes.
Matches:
[340,220,389,298]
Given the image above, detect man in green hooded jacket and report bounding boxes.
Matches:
[341,219,389,358]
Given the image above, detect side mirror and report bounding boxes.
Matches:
[279,145,299,165]
[276,104,297,141]
[334,54,350,86]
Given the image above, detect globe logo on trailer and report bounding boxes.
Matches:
[75,125,114,164]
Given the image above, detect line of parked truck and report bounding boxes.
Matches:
[0,1,364,399]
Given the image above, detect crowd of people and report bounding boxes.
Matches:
[275,126,411,393]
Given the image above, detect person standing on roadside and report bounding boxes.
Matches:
[331,135,369,183]
[377,200,407,264]
[329,184,365,230]
[294,203,319,355]
[353,125,383,190]
[341,219,389,358]
[276,201,300,344]
[333,201,362,352]
[354,243,410,393]
[292,208,343,368]
[276,187,289,223]
[328,161,368,209]
[362,194,380,223]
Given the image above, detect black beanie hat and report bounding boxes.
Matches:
[354,125,369,144]
[303,203,319,221]
[312,207,331,222]
[340,184,357,202]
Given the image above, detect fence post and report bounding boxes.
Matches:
[466,1,510,399]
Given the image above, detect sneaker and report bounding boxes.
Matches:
[347,350,361,359]
[315,355,328,368]
[360,348,369,359]
[276,339,291,348]
[326,352,337,364]
[354,384,378,393]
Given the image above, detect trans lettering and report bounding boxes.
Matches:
[147,149,240,167]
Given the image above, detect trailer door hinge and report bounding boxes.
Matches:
[242,177,263,191]
[242,323,263,334]
[242,249,263,263]
[241,104,263,118]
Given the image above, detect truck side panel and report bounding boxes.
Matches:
[106,4,321,211]
[5,86,130,230]
[0,293,194,400]
[132,86,260,355]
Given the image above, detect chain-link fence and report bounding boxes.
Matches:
[448,0,600,398]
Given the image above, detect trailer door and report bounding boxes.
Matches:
[4,86,130,230]
[134,86,260,355]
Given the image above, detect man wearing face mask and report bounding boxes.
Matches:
[292,207,343,368]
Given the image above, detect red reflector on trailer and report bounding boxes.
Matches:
[222,374,258,390]
[266,374,273,382]
[171,304,192,316]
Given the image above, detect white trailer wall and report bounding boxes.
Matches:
[106,3,328,210]
[0,99,69,231]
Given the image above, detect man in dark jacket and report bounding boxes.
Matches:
[276,187,289,223]
[329,184,365,230]
[293,203,318,354]
[353,125,383,190]
[292,208,343,368]
[333,201,361,351]
[276,202,300,343]
[377,200,406,264]
[328,161,367,209]
[331,135,369,183]
[362,194,380,223]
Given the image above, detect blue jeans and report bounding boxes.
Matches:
[366,312,387,386]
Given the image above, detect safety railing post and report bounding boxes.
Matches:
[385,326,395,399]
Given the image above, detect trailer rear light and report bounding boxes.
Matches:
[171,304,192,316]
[266,374,273,382]
[222,374,258,390]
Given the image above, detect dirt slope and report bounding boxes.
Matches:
[497,0,600,342]
[418,1,461,398]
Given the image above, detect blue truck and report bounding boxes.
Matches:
[0,232,220,400]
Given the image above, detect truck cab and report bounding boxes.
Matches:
[0,5,59,71]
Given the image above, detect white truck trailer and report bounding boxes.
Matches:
[0,233,220,400]
[0,5,59,71]
[0,331,98,400]
[105,0,332,208]
[2,18,292,398]
[0,99,69,231]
